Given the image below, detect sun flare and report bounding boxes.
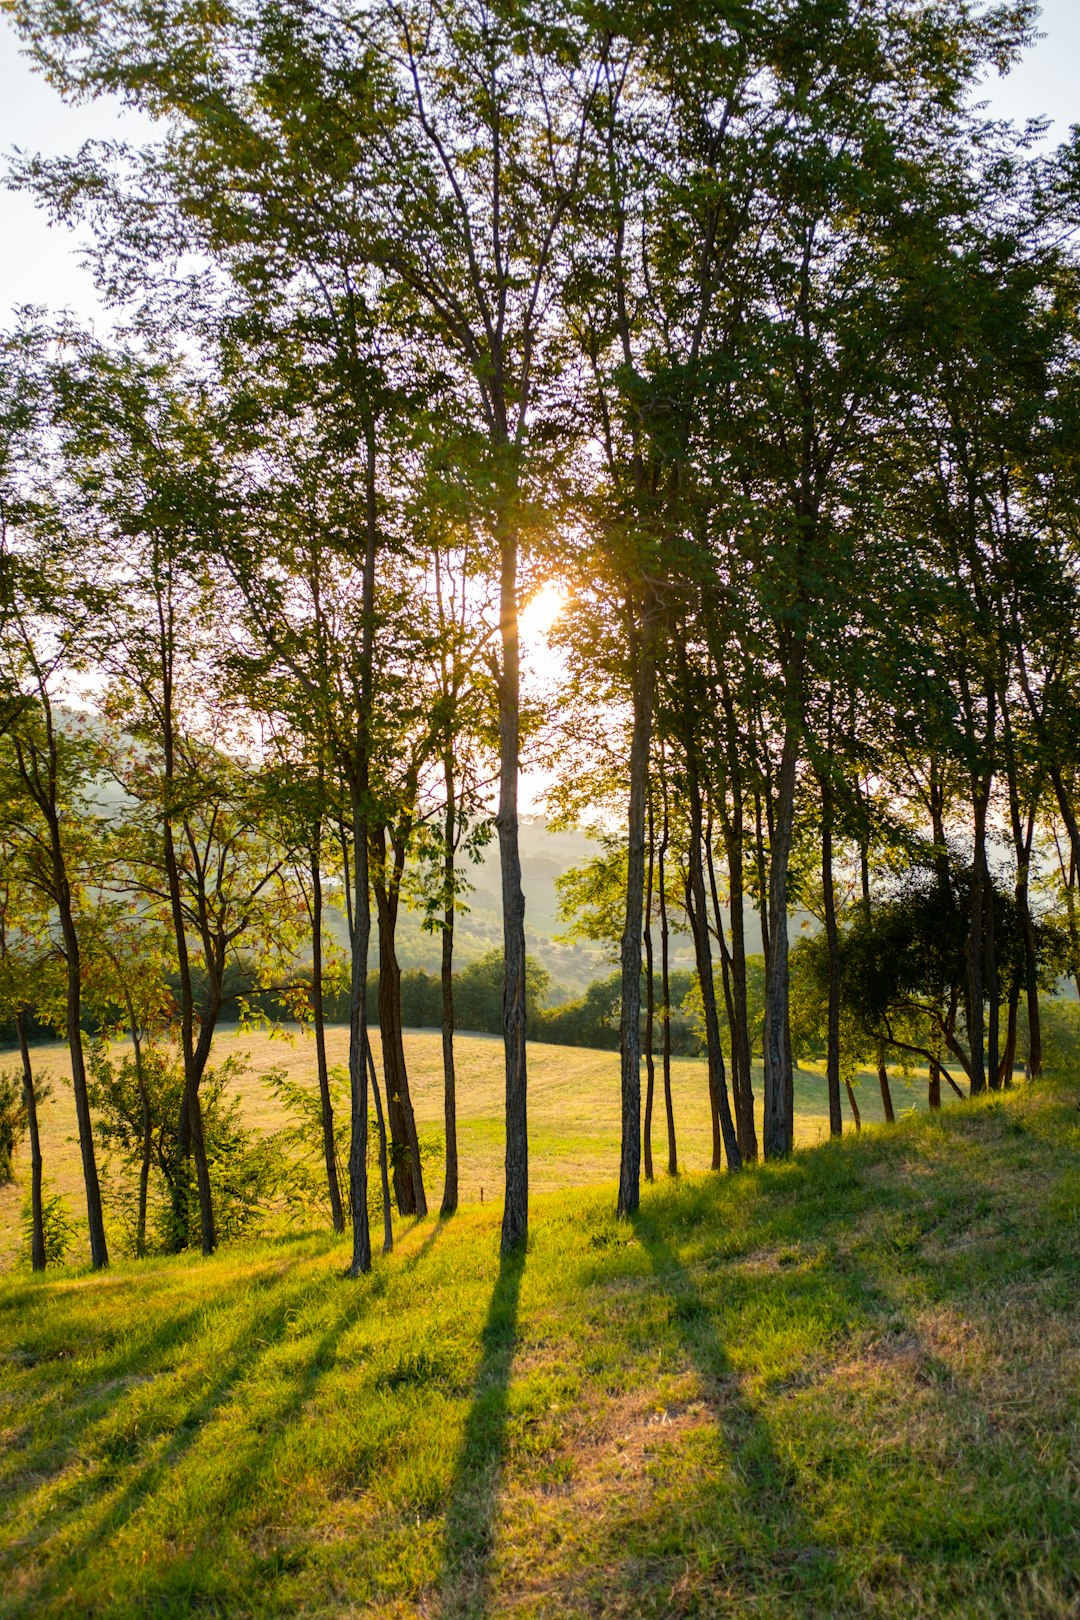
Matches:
[519,579,567,643]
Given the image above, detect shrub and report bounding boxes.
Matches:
[0,1069,28,1184]
[20,1182,74,1268]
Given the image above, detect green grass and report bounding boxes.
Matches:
[0,1026,940,1268]
[2,1076,1079,1617]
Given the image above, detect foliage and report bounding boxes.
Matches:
[0,1068,28,1184]
[87,1042,309,1255]
[19,1180,74,1268]
[451,949,552,1039]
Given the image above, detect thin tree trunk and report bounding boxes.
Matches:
[707,826,758,1164]
[440,747,459,1218]
[1001,708,1042,1077]
[347,411,379,1278]
[966,690,996,1097]
[658,795,677,1176]
[618,607,655,1218]
[763,708,801,1159]
[928,1057,942,1111]
[497,515,529,1257]
[51,833,108,1270]
[122,984,152,1258]
[373,828,427,1219]
[820,789,843,1139]
[311,829,344,1233]
[877,1048,895,1123]
[999,986,1019,1089]
[15,1012,44,1272]
[753,789,771,971]
[366,1036,393,1255]
[844,1077,862,1131]
[717,676,756,1159]
[643,796,656,1184]
[375,865,417,1216]
[152,591,215,1258]
[967,785,990,1096]
[685,760,741,1173]
[348,782,373,1275]
[721,795,757,1161]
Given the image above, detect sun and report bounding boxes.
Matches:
[519,580,567,641]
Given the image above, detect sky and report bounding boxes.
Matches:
[0,1,1077,325]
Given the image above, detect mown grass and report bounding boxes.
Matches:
[2,1076,1078,1617]
[0,1026,938,1268]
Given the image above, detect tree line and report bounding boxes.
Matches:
[2,0,1079,1273]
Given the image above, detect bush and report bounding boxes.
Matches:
[0,1069,28,1184]
[88,1040,312,1255]
[20,1182,75,1268]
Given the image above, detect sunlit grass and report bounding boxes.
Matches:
[0,1027,941,1268]
[2,1078,1078,1617]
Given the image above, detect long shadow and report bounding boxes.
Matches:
[77,1283,378,1613]
[631,1208,847,1607]
[4,1256,350,1608]
[0,1296,219,1494]
[440,1249,525,1620]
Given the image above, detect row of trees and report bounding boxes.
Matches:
[2,0,1079,1272]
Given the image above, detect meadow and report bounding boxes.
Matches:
[0,1029,936,1269]
[1,1074,1077,1618]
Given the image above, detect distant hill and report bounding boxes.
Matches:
[380,817,707,997]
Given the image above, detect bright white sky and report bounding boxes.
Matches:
[1,1,1077,323]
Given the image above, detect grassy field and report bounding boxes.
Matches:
[0,1026,939,1269]
[3,1073,1078,1617]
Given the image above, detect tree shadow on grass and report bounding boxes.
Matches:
[631,1207,850,1610]
[440,1248,525,1620]
[4,1256,358,1611]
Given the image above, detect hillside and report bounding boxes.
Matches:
[0,1029,932,1271]
[354,818,707,995]
[3,1077,1079,1617]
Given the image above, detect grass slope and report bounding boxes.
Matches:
[0,1028,935,1268]
[3,1078,1079,1617]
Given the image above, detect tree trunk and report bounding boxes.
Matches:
[966,779,990,1096]
[966,689,996,1097]
[375,870,415,1216]
[440,748,459,1218]
[717,676,756,1159]
[642,796,656,1184]
[366,1035,394,1255]
[497,518,529,1257]
[722,796,757,1161]
[820,797,843,1139]
[928,1058,942,1111]
[999,985,1019,1089]
[706,826,755,1163]
[16,1012,44,1272]
[685,763,741,1173]
[311,831,344,1233]
[877,1048,895,1123]
[658,799,677,1176]
[762,711,800,1159]
[160,729,215,1253]
[51,831,108,1270]
[373,839,427,1218]
[122,985,152,1259]
[1001,711,1042,1078]
[348,783,373,1276]
[617,607,655,1219]
[844,1077,861,1131]
[753,789,771,971]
